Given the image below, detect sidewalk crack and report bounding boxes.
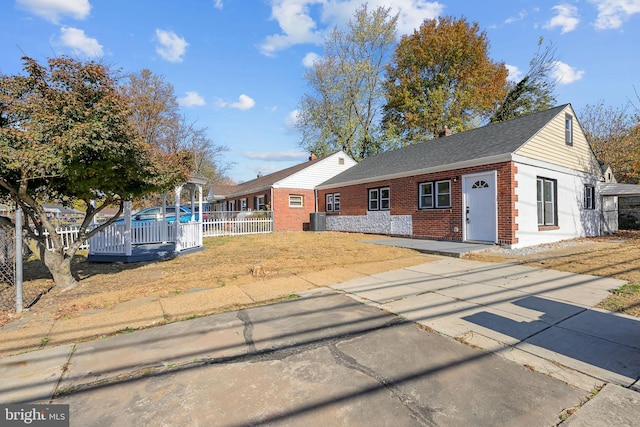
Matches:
[328,342,438,427]
[237,310,256,353]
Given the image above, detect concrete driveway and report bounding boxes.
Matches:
[1,257,639,426]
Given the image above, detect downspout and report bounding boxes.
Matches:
[314,188,318,213]
[270,187,274,227]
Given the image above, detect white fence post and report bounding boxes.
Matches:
[124,201,132,256]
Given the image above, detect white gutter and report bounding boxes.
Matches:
[316,153,512,190]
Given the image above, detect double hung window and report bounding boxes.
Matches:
[368,187,390,211]
[419,180,451,208]
[326,193,340,212]
[537,177,557,225]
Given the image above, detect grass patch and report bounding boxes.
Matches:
[610,283,640,296]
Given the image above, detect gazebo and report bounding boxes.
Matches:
[88,177,207,263]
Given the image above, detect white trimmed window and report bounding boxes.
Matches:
[255,195,266,210]
[240,198,248,211]
[584,185,595,210]
[369,187,390,211]
[420,180,451,208]
[419,182,433,208]
[565,114,573,146]
[289,195,303,207]
[228,200,236,211]
[326,193,340,212]
[436,180,451,208]
[537,177,557,225]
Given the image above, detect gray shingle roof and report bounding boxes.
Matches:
[319,104,568,187]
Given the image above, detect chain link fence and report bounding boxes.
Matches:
[0,227,15,287]
[0,227,17,311]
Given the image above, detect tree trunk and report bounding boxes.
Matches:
[42,247,78,291]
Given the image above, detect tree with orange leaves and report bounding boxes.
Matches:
[382,16,508,145]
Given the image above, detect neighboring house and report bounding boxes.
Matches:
[42,204,84,225]
[209,184,240,211]
[316,104,608,249]
[0,204,11,217]
[213,151,357,231]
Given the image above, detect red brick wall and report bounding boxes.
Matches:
[318,161,518,244]
[272,188,316,231]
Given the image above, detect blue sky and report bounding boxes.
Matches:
[1,0,639,183]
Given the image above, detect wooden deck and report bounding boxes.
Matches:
[87,243,203,263]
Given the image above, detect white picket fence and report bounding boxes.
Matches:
[202,211,273,237]
[45,211,273,252]
[45,227,90,251]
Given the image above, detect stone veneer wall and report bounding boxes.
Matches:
[326,211,412,236]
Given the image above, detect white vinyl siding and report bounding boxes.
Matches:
[276,151,357,189]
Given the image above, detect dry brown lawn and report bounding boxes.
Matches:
[1,230,639,328]
[0,232,427,326]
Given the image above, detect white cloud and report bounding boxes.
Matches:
[544,4,580,33]
[17,0,90,24]
[505,10,527,24]
[285,109,300,130]
[213,0,223,9]
[589,0,640,29]
[155,29,189,63]
[217,94,256,110]
[179,91,206,107]
[321,0,444,36]
[302,52,321,67]
[231,94,256,110]
[551,60,585,84]
[259,0,324,56]
[505,64,524,83]
[259,0,444,56]
[58,27,103,57]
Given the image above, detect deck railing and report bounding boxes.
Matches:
[45,211,273,254]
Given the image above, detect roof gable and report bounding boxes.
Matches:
[514,104,602,174]
[318,105,570,188]
[225,151,355,197]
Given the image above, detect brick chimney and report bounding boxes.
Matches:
[257,172,263,178]
[309,153,317,161]
[438,126,452,138]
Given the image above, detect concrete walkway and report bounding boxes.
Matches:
[332,257,639,392]
[1,257,639,425]
[365,237,492,257]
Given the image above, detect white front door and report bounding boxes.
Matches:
[463,172,497,242]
